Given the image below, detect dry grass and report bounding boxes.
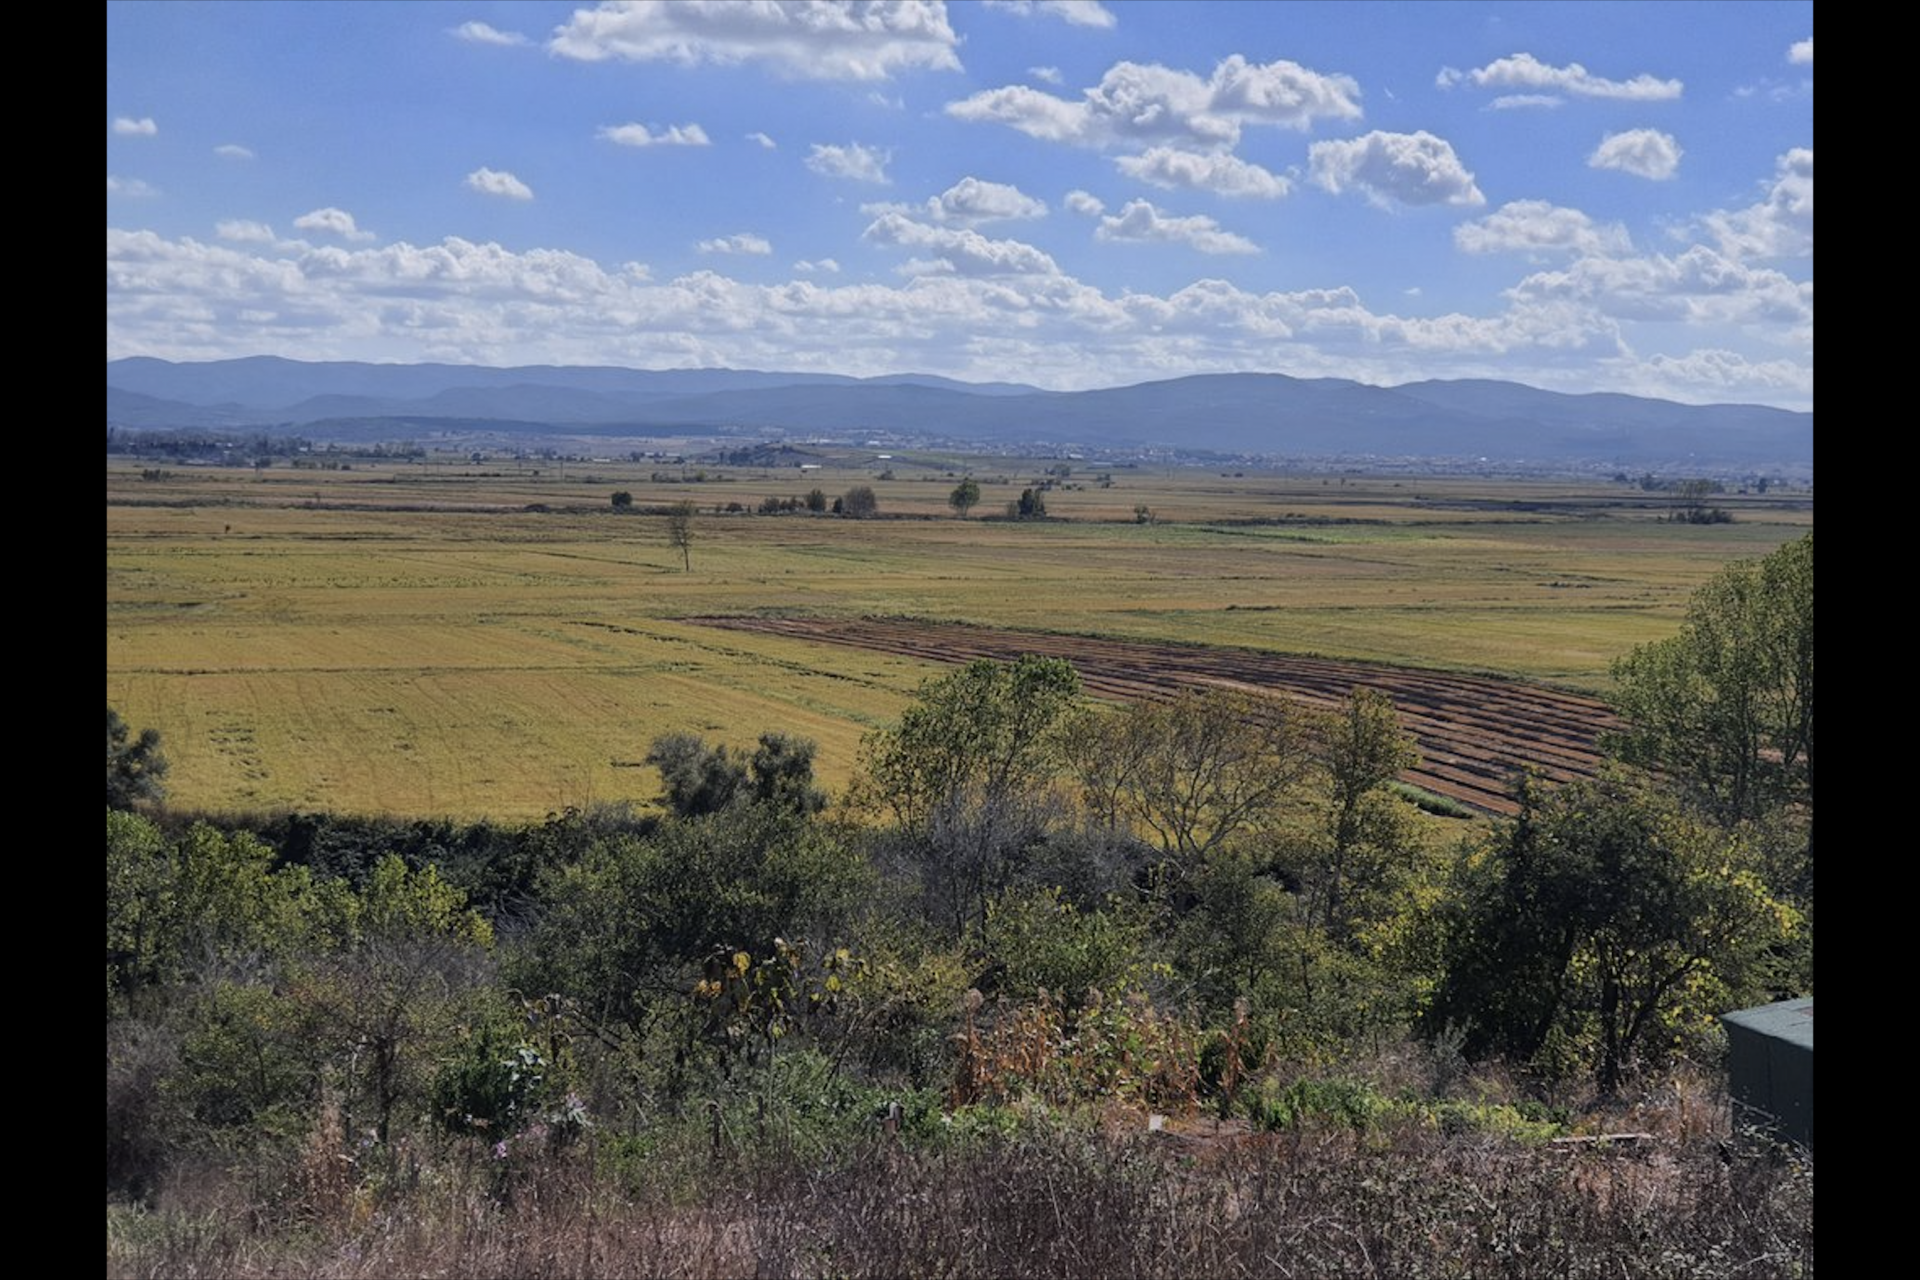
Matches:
[107,1113,1812,1279]
[108,457,1811,819]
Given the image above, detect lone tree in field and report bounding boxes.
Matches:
[107,706,168,809]
[842,485,879,519]
[665,500,697,571]
[610,490,633,510]
[949,477,981,519]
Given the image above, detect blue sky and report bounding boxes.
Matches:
[107,1,1812,408]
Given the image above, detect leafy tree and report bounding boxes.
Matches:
[610,490,633,509]
[1012,487,1047,519]
[1430,771,1797,1094]
[646,731,829,818]
[948,477,981,519]
[1606,533,1813,844]
[858,656,1082,830]
[1305,690,1422,939]
[518,804,870,1030]
[1064,689,1318,861]
[108,706,168,809]
[665,499,697,571]
[646,733,747,818]
[805,487,827,513]
[858,657,1083,938]
[842,485,879,519]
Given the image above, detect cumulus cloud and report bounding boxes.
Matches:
[1454,201,1630,257]
[114,116,158,136]
[872,176,1047,225]
[599,122,711,147]
[214,143,255,160]
[794,258,840,273]
[1115,146,1290,198]
[1309,131,1484,208]
[452,21,527,46]
[983,0,1116,28]
[697,233,773,255]
[1632,348,1811,400]
[293,207,375,241]
[1095,199,1258,254]
[1064,189,1105,217]
[746,131,777,149]
[107,224,1808,401]
[550,0,962,80]
[863,212,1062,276]
[1588,129,1682,180]
[107,175,159,197]
[215,219,277,243]
[1437,52,1681,100]
[948,54,1361,151]
[1701,148,1812,259]
[1788,38,1812,65]
[466,167,534,200]
[807,142,891,184]
[1507,244,1811,329]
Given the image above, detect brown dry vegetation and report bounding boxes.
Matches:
[106,1116,1811,1280]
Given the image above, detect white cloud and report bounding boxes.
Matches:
[465,167,534,200]
[293,207,375,241]
[1030,65,1063,85]
[1507,244,1811,329]
[215,219,277,244]
[107,175,159,197]
[794,258,841,274]
[863,212,1062,276]
[807,142,891,184]
[550,0,962,80]
[890,176,1047,224]
[697,233,773,255]
[214,143,255,160]
[452,21,527,46]
[1095,199,1258,254]
[1437,52,1682,101]
[113,116,158,136]
[1454,201,1631,257]
[599,122,711,147]
[983,0,1116,28]
[747,131,777,149]
[1588,129,1682,181]
[1788,38,1812,65]
[948,54,1361,150]
[107,226,1806,403]
[1489,94,1563,110]
[1629,348,1811,401]
[1309,131,1484,208]
[1116,146,1290,198]
[1064,189,1105,216]
[1701,149,1812,259]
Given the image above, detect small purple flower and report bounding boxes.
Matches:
[493,1139,509,1160]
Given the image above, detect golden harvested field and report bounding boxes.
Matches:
[106,456,1811,820]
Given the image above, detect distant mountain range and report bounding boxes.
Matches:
[108,356,1811,470]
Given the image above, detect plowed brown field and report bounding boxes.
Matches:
[692,616,1622,817]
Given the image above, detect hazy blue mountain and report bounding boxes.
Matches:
[108,358,1811,469]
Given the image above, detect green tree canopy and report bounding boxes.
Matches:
[1606,532,1812,857]
[1430,771,1797,1094]
[857,656,1083,829]
[949,477,981,518]
[108,706,168,809]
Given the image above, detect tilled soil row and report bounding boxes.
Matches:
[689,615,1623,816]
